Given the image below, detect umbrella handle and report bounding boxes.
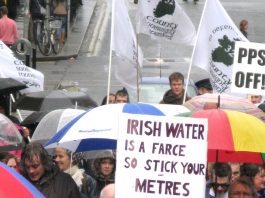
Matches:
[10,94,23,122]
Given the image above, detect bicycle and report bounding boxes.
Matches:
[35,17,62,56]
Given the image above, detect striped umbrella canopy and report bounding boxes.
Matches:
[184,93,265,120]
[45,103,190,152]
[191,109,265,164]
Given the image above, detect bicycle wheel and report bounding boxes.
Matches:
[51,30,61,54]
[37,30,52,56]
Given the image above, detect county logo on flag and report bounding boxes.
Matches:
[192,0,248,94]
[138,0,196,45]
[0,41,44,93]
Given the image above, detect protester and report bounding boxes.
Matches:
[195,78,213,95]
[248,95,263,105]
[240,163,265,198]
[160,72,191,105]
[54,147,97,198]
[229,162,241,183]
[0,6,19,47]
[0,151,19,171]
[91,150,116,197]
[20,143,81,198]
[228,176,256,198]
[205,162,231,198]
[239,19,248,38]
[115,87,129,103]
[53,0,67,45]
[100,184,115,198]
[101,93,116,105]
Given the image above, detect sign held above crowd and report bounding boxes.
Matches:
[116,113,208,198]
[232,41,265,95]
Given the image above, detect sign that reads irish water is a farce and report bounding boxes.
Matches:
[115,113,208,198]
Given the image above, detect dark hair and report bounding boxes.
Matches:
[169,72,184,85]
[115,87,129,102]
[0,6,8,15]
[20,143,54,176]
[0,152,17,164]
[212,163,232,179]
[101,93,115,105]
[93,157,116,177]
[228,176,256,197]
[240,163,263,179]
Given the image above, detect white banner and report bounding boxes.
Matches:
[138,0,196,45]
[116,113,208,198]
[192,0,248,94]
[232,41,265,95]
[112,0,143,90]
[0,41,44,93]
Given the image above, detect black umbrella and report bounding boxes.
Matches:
[13,89,98,111]
[0,78,27,94]
[21,111,50,125]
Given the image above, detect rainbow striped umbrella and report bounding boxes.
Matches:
[191,109,265,163]
[184,93,265,120]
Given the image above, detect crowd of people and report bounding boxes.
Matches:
[206,162,265,198]
[0,1,264,196]
[0,72,264,197]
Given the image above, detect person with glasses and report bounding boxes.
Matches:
[228,176,255,198]
[205,162,232,198]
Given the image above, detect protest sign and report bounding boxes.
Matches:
[232,41,265,95]
[116,113,208,198]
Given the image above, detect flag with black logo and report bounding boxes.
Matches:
[138,0,196,45]
[112,0,143,90]
[0,41,44,93]
[192,0,248,94]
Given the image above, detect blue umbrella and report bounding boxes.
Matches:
[45,103,189,152]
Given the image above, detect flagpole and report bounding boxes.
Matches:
[107,0,115,105]
[136,33,140,102]
[183,0,209,104]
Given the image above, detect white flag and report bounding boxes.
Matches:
[111,0,143,90]
[0,41,44,93]
[138,0,196,45]
[192,0,248,94]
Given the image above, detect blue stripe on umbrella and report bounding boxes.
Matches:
[45,111,87,146]
[123,103,165,115]
[75,139,117,153]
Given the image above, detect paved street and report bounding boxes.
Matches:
[24,0,265,107]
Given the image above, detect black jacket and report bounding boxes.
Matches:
[160,89,191,105]
[31,165,81,198]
